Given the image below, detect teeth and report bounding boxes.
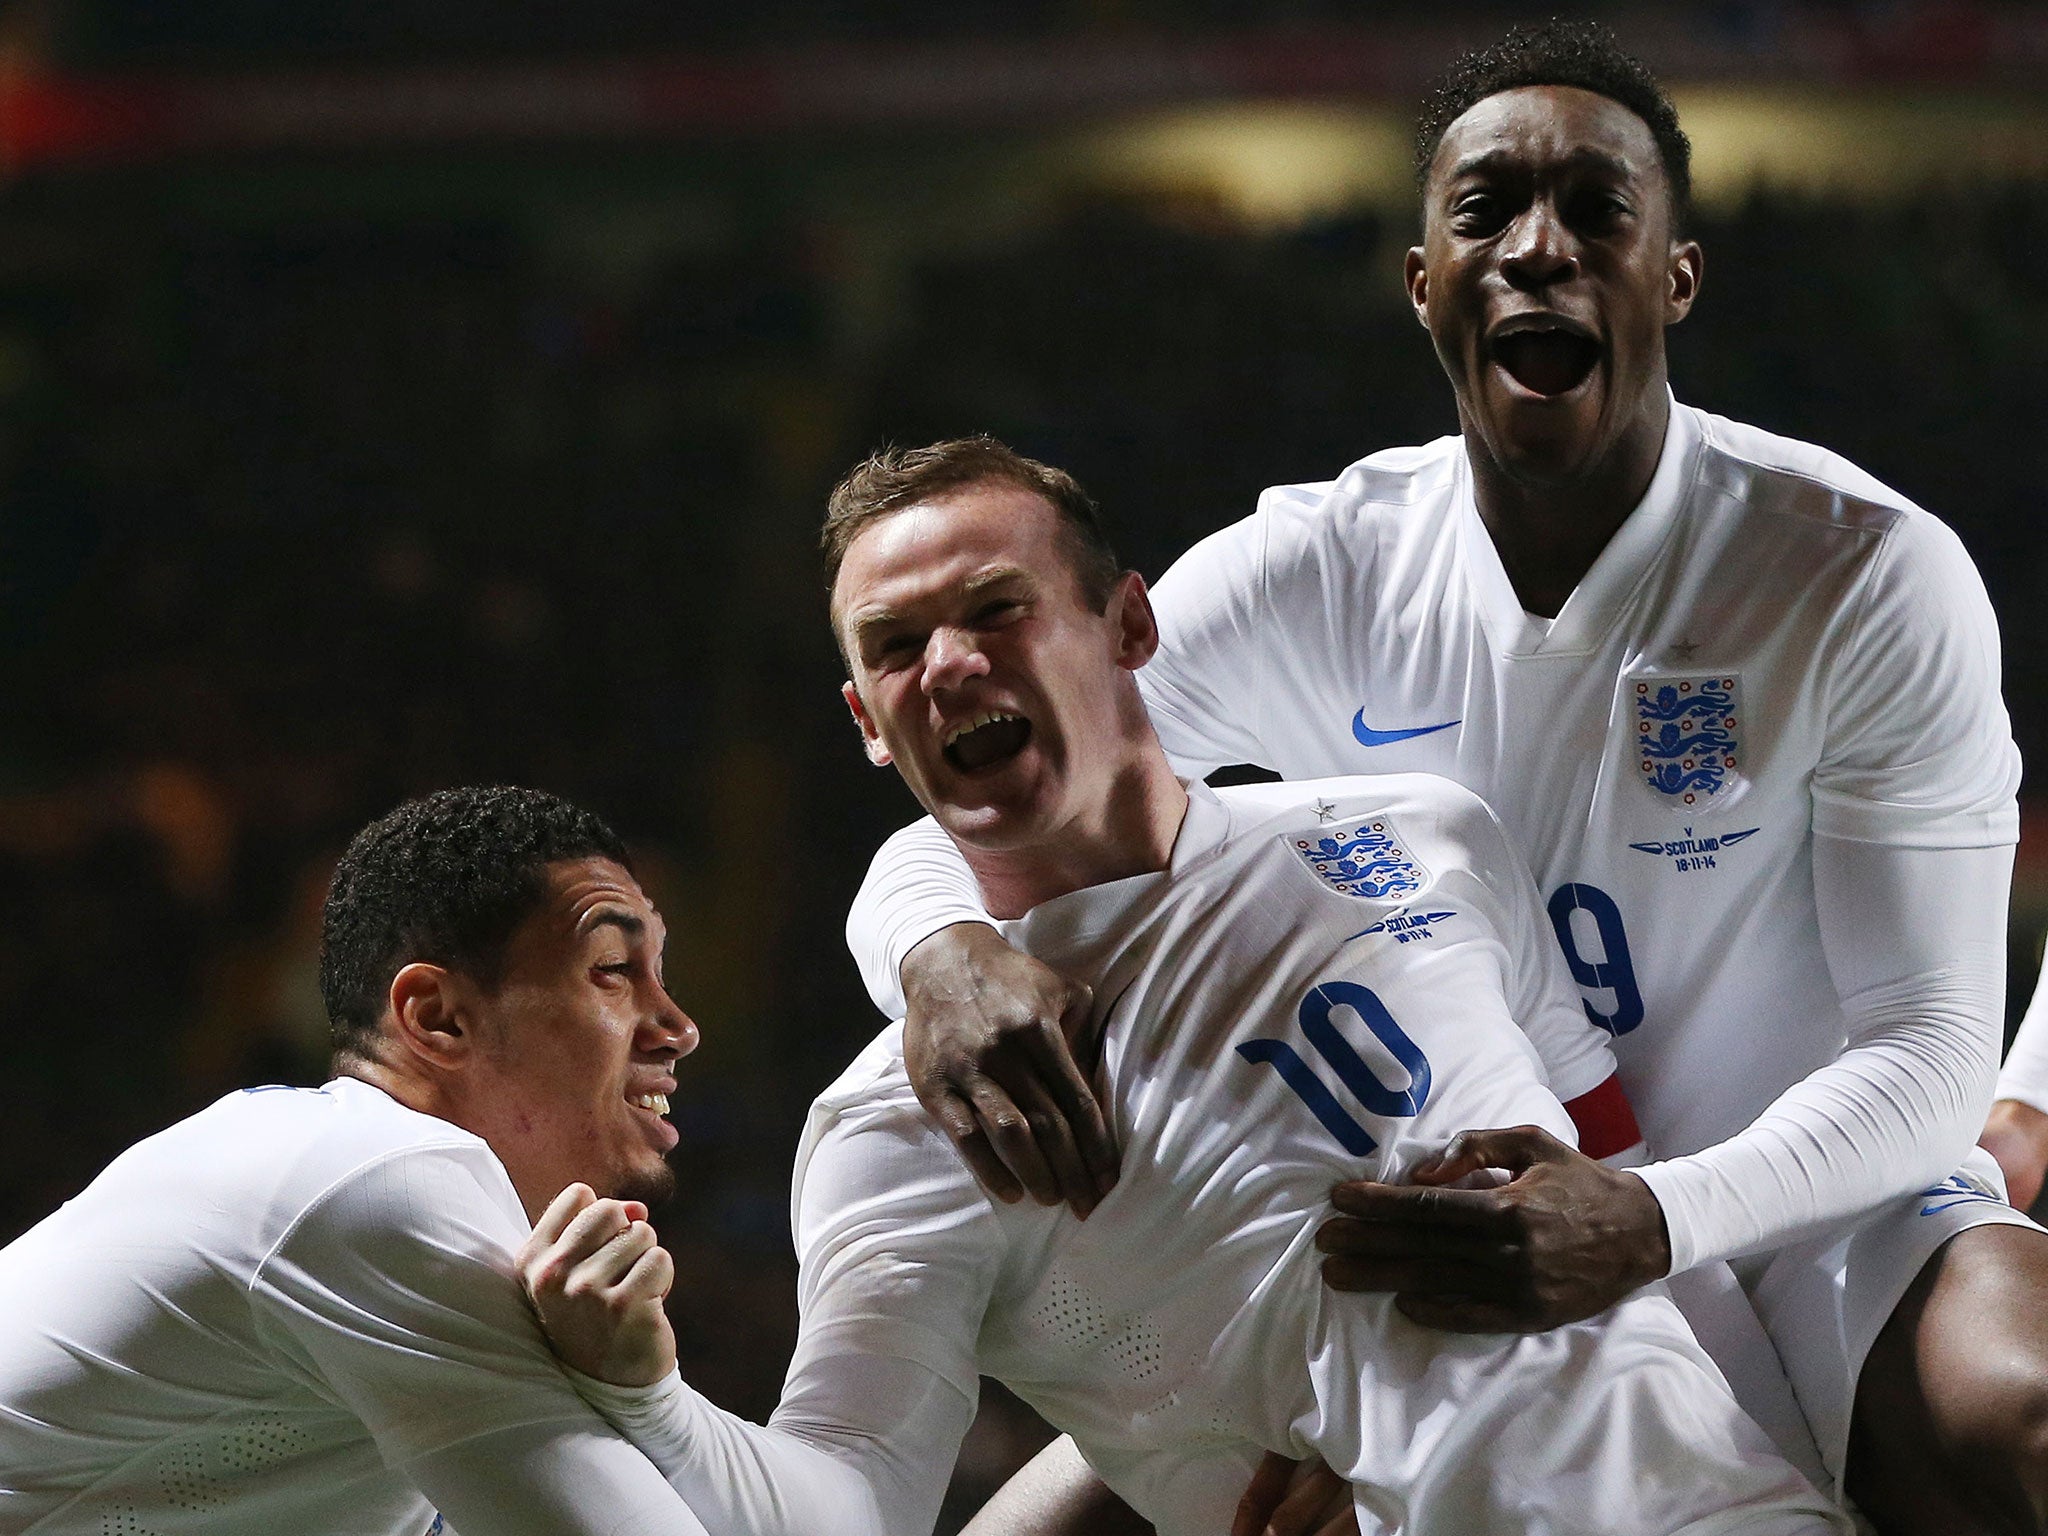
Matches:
[1497,316,1580,339]
[944,711,1019,748]
[629,1093,671,1114]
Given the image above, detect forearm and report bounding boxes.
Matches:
[962,1436,1152,1536]
[1636,838,2008,1272]
[407,1418,714,1536]
[569,1355,971,1536]
[848,816,992,1018]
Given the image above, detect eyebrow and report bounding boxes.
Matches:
[1446,146,1636,184]
[578,908,646,942]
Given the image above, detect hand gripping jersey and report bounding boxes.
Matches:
[0,1078,706,1536]
[796,778,1841,1536]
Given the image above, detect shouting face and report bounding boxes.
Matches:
[833,479,1159,863]
[1408,84,1702,490]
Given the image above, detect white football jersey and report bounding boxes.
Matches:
[0,1078,704,1536]
[793,779,1843,1536]
[1138,400,2018,1194]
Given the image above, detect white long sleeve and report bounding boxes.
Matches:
[560,1066,998,1536]
[846,815,992,1020]
[1997,957,2048,1116]
[566,1354,974,1536]
[251,1136,719,1536]
[1633,837,2010,1272]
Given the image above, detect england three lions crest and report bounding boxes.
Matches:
[1290,814,1426,901]
[1634,672,1743,808]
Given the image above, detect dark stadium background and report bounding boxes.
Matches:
[2,1,2045,1524]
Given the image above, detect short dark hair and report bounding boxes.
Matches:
[1415,19,1693,230]
[822,437,1123,620]
[320,786,631,1063]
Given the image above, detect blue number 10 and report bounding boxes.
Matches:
[1237,980,1432,1155]
[1546,883,1644,1036]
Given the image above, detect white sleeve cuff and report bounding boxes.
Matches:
[561,1366,694,1472]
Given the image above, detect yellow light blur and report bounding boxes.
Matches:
[1048,103,1413,225]
[1025,89,2048,228]
[1674,86,2048,202]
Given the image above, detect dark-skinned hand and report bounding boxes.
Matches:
[1315,1123,1672,1332]
[901,921,1119,1218]
[1232,1452,1357,1536]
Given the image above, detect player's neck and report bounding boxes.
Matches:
[962,750,1189,919]
[1466,390,1669,619]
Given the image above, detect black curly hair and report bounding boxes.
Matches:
[320,785,631,1063]
[1415,19,1693,230]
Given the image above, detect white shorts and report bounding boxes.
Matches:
[1740,1146,2045,1485]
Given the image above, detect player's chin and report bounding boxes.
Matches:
[613,1158,677,1211]
[1487,387,1611,482]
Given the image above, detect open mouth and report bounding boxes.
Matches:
[1492,328,1601,397]
[628,1092,671,1115]
[943,711,1032,774]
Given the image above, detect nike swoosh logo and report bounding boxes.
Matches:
[1351,711,1460,748]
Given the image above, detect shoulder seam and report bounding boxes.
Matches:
[248,1135,497,1295]
[1694,413,1917,533]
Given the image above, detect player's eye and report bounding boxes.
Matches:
[1450,192,1507,235]
[870,633,923,668]
[973,599,1023,627]
[1569,188,1632,232]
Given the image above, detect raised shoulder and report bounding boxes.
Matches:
[1685,403,1995,642]
[242,1081,522,1260]
[1249,437,1464,554]
[1689,405,1924,539]
[805,1022,924,1123]
[791,1023,993,1240]
[67,1079,500,1262]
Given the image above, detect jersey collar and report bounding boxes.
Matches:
[1453,391,1700,659]
[999,779,1233,952]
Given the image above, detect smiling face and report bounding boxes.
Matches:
[454,856,697,1217]
[832,479,1161,863]
[1408,84,1701,489]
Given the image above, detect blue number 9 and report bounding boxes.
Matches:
[1546,883,1645,1036]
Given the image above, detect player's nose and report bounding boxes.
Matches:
[921,625,991,694]
[645,987,700,1061]
[1500,199,1580,291]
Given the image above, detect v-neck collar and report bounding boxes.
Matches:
[1001,781,1234,949]
[1452,394,1699,659]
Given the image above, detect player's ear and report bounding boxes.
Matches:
[842,680,893,766]
[1666,239,1703,324]
[386,962,470,1070]
[1108,571,1160,671]
[1405,245,1429,328]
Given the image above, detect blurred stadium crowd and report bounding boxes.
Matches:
[1,2,2046,1526]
